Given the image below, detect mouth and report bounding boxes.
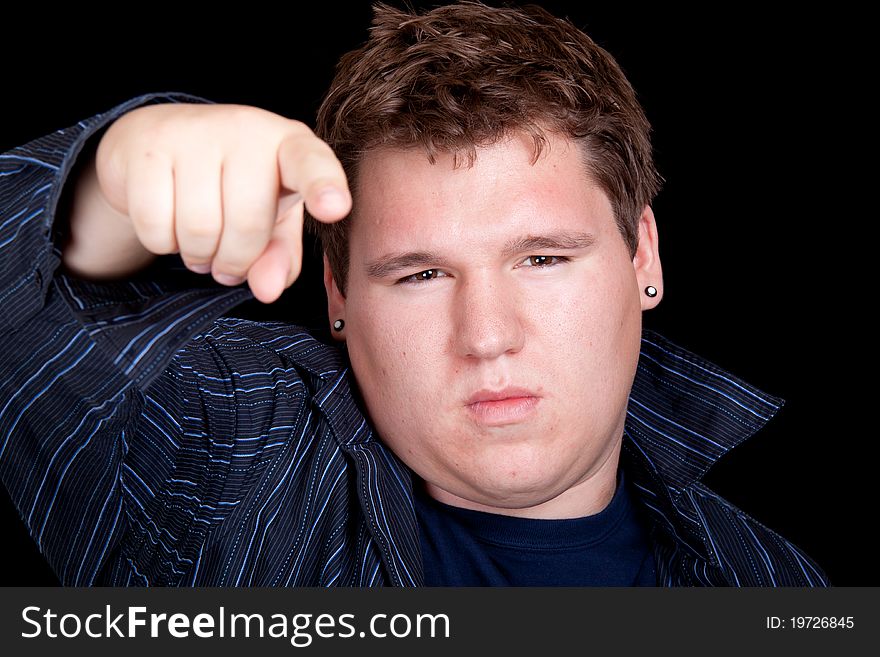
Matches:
[465,387,541,426]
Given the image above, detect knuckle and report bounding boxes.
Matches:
[311,140,337,163]
[224,104,268,133]
[178,220,220,242]
[138,111,180,146]
[227,220,270,244]
[213,260,249,279]
[179,246,215,263]
[214,249,257,275]
[130,206,165,231]
[137,230,176,255]
[222,105,297,143]
[131,217,173,253]
[284,117,314,136]
[285,132,331,162]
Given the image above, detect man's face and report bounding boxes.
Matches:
[325,131,662,518]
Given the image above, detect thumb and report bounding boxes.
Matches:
[246,203,305,304]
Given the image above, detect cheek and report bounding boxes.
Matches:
[543,257,638,340]
[353,321,405,380]
[345,293,446,428]
[535,258,641,396]
[349,316,413,388]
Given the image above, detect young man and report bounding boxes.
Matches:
[0,1,829,585]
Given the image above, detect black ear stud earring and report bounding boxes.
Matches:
[645,286,657,297]
[333,319,345,331]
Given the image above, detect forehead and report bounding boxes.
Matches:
[349,131,615,251]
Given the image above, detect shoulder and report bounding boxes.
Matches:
[686,482,831,587]
[148,317,348,410]
[179,317,346,380]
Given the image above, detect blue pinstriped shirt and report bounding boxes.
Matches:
[0,92,830,586]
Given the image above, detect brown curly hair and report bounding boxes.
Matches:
[309,1,662,296]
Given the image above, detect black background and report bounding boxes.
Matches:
[1,3,867,585]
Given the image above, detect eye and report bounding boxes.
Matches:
[520,255,569,268]
[397,269,447,285]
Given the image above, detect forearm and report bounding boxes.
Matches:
[59,149,156,280]
[1,91,253,585]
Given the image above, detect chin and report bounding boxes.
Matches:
[462,467,572,509]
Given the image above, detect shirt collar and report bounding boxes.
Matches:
[620,329,784,570]
[625,329,784,496]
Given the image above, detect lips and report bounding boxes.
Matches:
[466,387,539,405]
[465,387,541,426]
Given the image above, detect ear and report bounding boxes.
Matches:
[632,205,663,310]
[323,253,347,341]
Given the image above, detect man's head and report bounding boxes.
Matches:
[311,0,662,297]
[309,0,665,518]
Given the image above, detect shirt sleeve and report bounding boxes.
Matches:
[0,92,255,584]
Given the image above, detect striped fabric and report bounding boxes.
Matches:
[0,92,830,587]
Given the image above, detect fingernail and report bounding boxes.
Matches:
[187,263,212,274]
[214,273,245,286]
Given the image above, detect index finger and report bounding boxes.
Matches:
[278,131,352,223]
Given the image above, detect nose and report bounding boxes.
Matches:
[453,274,525,360]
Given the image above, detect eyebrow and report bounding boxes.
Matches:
[364,230,596,279]
[503,231,596,256]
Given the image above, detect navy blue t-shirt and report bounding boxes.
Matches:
[414,467,657,586]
